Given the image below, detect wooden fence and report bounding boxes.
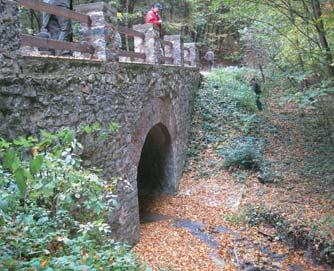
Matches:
[160,39,174,64]
[117,26,146,60]
[18,0,94,54]
[17,0,192,66]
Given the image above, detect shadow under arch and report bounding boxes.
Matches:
[131,98,178,218]
[137,123,176,214]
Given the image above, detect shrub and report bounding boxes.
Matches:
[0,129,142,271]
[220,137,264,170]
[257,160,282,184]
[224,208,248,226]
[205,67,259,113]
[186,67,266,178]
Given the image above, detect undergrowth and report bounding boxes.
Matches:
[0,128,144,271]
[186,67,266,177]
[186,66,334,267]
[247,206,334,266]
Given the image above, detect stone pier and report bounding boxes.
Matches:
[75,2,118,61]
[184,43,198,67]
[164,35,184,66]
[133,24,161,64]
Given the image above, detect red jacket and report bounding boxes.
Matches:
[145,8,161,27]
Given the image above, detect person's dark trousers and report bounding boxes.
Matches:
[43,13,72,55]
[256,96,263,111]
[43,14,72,41]
[208,60,214,71]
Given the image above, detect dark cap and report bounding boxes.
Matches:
[153,3,163,10]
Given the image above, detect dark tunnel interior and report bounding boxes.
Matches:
[137,123,172,217]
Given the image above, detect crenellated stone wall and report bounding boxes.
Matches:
[0,55,201,244]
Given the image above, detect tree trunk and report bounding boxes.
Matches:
[128,0,136,13]
[124,0,129,52]
[29,9,34,31]
[311,0,334,77]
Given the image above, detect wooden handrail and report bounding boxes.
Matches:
[118,26,145,40]
[161,40,173,48]
[119,50,146,60]
[161,56,174,63]
[184,60,191,65]
[17,0,91,26]
[20,34,95,54]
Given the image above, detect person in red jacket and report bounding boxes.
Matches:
[145,3,163,27]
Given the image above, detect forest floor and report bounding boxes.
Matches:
[132,68,334,271]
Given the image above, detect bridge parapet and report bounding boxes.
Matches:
[163,35,184,66]
[1,1,198,67]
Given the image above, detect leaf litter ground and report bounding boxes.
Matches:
[133,168,326,270]
[132,70,332,270]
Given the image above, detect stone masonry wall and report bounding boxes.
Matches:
[0,56,201,244]
[0,0,20,52]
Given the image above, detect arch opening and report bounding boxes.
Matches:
[137,123,174,217]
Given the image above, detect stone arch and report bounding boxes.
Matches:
[130,98,178,215]
[137,122,175,196]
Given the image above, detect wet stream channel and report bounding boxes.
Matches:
[140,214,305,271]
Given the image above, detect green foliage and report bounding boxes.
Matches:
[222,0,334,77]
[0,129,142,271]
[220,137,263,170]
[206,67,258,112]
[186,67,264,178]
[80,121,119,141]
[224,208,248,226]
[257,160,281,184]
[18,8,41,34]
[285,80,334,109]
[190,67,261,143]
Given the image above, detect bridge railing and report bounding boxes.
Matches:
[160,39,174,64]
[118,26,146,61]
[18,0,94,55]
[184,44,197,67]
[12,1,198,66]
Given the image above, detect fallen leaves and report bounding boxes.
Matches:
[132,76,333,270]
[133,220,218,271]
[132,169,326,270]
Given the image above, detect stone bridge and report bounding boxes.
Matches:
[0,1,201,244]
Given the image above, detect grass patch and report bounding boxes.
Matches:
[225,208,248,226]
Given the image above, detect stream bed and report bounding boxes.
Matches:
[141,214,306,271]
